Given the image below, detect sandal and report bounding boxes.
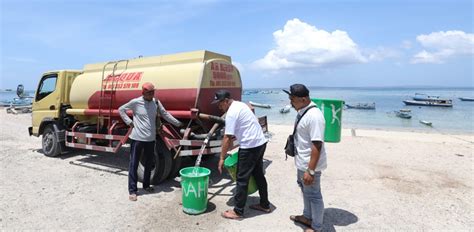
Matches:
[290,215,312,227]
[221,209,243,220]
[249,204,272,213]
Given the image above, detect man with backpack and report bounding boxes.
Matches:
[283,84,327,232]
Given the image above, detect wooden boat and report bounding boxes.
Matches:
[403,99,453,107]
[249,101,271,108]
[345,102,375,110]
[279,105,291,113]
[419,120,433,126]
[459,97,474,101]
[395,110,411,119]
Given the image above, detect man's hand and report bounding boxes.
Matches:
[218,158,225,174]
[303,171,314,185]
[129,122,134,128]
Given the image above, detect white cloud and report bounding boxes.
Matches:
[401,40,412,49]
[253,18,366,70]
[365,47,401,61]
[232,61,244,72]
[411,30,474,64]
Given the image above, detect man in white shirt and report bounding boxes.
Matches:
[213,90,271,219]
[283,84,326,232]
[118,82,183,201]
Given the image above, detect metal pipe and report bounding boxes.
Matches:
[198,113,225,124]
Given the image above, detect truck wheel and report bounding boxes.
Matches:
[42,125,61,157]
[137,138,172,184]
[169,155,182,179]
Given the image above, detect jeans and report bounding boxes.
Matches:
[234,143,270,215]
[129,139,155,194]
[297,170,324,230]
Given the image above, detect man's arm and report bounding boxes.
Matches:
[156,100,183,127]
[218,134,233,174]
[304,140,322,185]
[118,100,135,126]
[308,141,322,170]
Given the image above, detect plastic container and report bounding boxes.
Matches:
[179,167,211,214]
[224,151,258,195]
[311,98,344,143]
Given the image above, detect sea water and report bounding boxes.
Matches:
[2,88,472,134]
[243,87,474,134]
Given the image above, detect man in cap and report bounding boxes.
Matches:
[213,90,271,219]
[283,84,327,232]
[119,82,183,201]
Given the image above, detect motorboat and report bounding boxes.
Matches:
[395,110,411,119]
[249,101,271,108]
[279,105,291,113]
[413,93,443,101]
[403,99,453,107]
[345,102,375,110]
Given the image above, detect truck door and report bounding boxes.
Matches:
[31,73,60,135]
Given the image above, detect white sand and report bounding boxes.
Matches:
[1,111,472,231]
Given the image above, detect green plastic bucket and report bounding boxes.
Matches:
[224,151,258,195]
[311,98,345,143]
[179,167,210,215]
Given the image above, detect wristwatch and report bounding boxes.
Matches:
[306,168,315,176]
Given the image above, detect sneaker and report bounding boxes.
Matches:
[129,193,137,201]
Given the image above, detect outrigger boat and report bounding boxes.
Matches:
[249,101,271,109]
[419,120,433,126]
[459,97,474,101]
[345,102,375,110]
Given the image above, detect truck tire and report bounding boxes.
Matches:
[169,155,182,179]
[42,125,61,157]
[137,138,172,184]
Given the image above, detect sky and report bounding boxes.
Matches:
[1,0,473,90]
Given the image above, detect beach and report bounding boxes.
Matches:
[0,110,472,231]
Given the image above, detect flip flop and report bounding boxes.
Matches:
[249,204,272,213]
[290,215,312,227]
[221,209,243,220]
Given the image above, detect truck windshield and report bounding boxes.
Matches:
[36,74,57,101]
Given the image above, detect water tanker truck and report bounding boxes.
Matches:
[28,50,267,183]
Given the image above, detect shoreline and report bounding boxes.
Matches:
[269,120,474,136]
